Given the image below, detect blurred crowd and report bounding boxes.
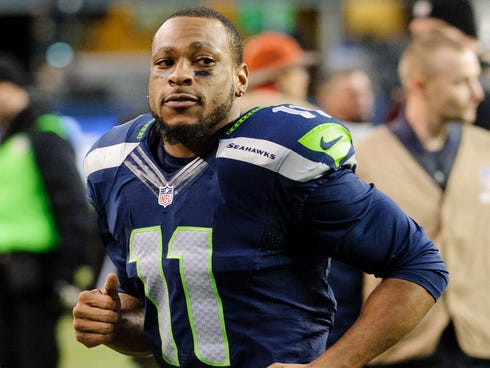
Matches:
[0,0,489,367]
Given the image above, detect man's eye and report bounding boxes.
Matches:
[197,57,215,66]
[156,59,174,67]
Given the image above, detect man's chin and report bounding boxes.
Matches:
[463,112,477,124]
[158,107,201,125]
[154,116,209,146]
[161,117,200,128]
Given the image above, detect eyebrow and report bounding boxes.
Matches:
[154,41,217,55]
[189,41,215,51]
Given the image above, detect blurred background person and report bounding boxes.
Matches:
[329,29,490,368]
[0,53,89,368]
[1,1,488,366]
[380,0,490,130]
[408,0,490,131]
[240,30,319,112]
[315,68,375,139]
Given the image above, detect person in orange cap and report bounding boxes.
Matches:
[240,31,319,112]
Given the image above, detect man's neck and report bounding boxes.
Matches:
[405,107,448,152]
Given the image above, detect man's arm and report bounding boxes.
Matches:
[269,278,435,368]
[73,273,152,357]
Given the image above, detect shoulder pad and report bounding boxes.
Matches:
[84,113,154,178]
[219,104,356,181]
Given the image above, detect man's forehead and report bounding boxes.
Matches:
[155,16,225,40]
[427,47,479,75]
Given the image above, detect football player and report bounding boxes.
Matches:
[73,6,448,368]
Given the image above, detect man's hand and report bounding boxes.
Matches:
[73,273,121,348]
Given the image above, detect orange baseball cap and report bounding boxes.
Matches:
[244,31,318,87]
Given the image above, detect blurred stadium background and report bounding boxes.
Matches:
[1,1,489,366]
[2,0,490,140]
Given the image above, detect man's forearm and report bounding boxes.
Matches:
[313,278,435,368]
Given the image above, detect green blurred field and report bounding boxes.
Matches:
[57,313,139,368]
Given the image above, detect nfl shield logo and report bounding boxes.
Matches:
[158,185,174,207]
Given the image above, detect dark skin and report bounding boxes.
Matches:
[147,16,248,158]
[73,15,436,368]
[73,14,248,357]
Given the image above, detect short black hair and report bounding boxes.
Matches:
[165,6,243,66]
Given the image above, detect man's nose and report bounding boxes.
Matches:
[168,60,193,86]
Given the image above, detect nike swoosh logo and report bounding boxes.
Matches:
[320,136,342,151]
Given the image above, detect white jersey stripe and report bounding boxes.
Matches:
[217,137,331,182]
[84,142,139,178]
[86,137,335,183]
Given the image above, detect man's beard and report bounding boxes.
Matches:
[152,86,235,147]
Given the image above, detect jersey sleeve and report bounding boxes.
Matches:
[299,169,449,301]
[84,114,154,297]
[86,179,140,297]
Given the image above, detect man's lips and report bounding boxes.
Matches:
[164,93,200,109]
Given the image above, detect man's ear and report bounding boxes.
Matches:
[412,76,426,93]
[234,63,249,96]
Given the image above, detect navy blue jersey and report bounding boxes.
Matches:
[84,105,448,367]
